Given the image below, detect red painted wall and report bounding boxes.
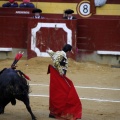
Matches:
[0,8,34,17]
[77,18,120,51]
[107,0,120,4]
[27,19,77,59]
[0,7,120,60]
[0,16,28,48]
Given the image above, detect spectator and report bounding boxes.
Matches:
[63,9,76,20]
[19,0,35,8]
[32,8,44,19]
[2,0,18,7]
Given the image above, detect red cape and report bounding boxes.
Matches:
[48,65,82,120]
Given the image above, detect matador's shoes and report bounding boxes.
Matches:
[49,114,56,118]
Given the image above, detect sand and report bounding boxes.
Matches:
[0,57,120,120]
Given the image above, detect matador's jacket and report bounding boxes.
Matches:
[47,50,68,75]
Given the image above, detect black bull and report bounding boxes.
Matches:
[0,68,36,120]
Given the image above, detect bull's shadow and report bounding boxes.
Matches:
[0,68,36,120]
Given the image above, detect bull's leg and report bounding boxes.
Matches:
[19,95,36,120]
[0,105,4,114]
[11,98,16,105]
[0,99,10,114]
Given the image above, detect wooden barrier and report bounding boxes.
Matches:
[0,13,77,60]
[27,18,77,59]
[0,8,34,17]
[0,16,29,49]
[77,18,120,52]
[0,8,120,61]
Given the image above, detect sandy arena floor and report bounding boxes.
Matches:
[0,57,120,120]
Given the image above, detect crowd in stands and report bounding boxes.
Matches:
[1,0,77,19]
[2,0,35,8]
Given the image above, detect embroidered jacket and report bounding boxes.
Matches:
[47,50,68,75]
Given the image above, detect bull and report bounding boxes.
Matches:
[0,52,36,120]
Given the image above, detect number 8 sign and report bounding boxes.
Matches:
[77,1,92,17]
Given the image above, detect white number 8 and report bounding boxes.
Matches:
[80,3,90,16]
[77,1,91,17]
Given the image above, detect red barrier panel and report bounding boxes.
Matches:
[0,8,34,17]
[27,18,77,59]
[0,16,29,48]
[77,18,120,51]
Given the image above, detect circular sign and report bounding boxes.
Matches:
[77,1,92,17]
